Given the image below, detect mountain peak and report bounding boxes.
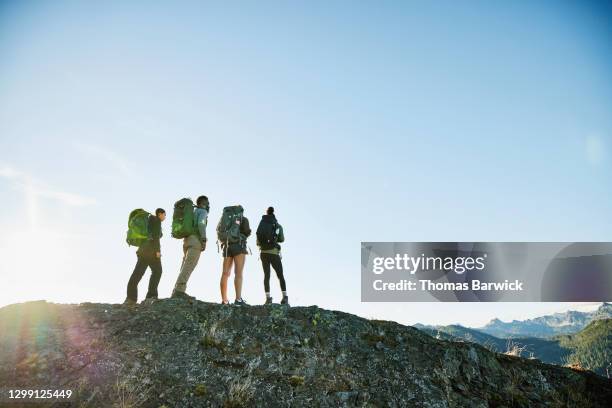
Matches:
[485,317,503,326]
[598,302,612,310]
[2,300,612,406]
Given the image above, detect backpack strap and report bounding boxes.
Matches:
[239,213,243,245]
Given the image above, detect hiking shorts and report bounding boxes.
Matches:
[222,242,247,258]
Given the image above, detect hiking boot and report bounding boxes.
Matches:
[234,298,248,306]
[221,300,230,305]
[265,297,273,305]
[123,298,137,306]
[141,297,158,305]
[172,290,195,300]
[281,296,290,306]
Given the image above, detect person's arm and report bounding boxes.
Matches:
[241,216,251,238]
[149,216,162,253]
[196,208,208,241]
[277,224,285,243]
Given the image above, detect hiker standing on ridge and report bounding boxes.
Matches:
[172,195,209,300]
[256,206,289,306]
[125,208,166,305]
[217,205,251,305]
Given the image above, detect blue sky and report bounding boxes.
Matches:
[0,1,611,326]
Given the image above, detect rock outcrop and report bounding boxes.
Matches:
[1,300,611,407]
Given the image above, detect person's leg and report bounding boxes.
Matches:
[146,256,162,299]
[127,255,148,301]
[173,242,188,294]
[220,256,233,303]
[270,254,287,293]
[173,235,202,294]
[261,253,272,297]
[234,253,246,300]
[178,245,187,274]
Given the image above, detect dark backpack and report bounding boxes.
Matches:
[171,198,196,239]
[217,205,244,245]
[126,209,151,247]
[257,219,278,250]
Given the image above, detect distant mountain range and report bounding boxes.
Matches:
[414,303,612,376]
[477,303,612,338]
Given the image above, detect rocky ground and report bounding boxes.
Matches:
[1,300,611,407]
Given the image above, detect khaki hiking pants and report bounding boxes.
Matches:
[174,234,202,293]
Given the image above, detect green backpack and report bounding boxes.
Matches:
[171,198,196,239]
[126,209,151,247]
[217,205,244,245]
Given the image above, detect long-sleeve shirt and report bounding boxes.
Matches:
[240,217,251,240]
[137,215,162,257]
[194,207,208,241]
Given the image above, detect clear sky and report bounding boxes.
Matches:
[1,1,611,327]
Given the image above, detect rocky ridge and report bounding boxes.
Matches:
[1,300,611,407]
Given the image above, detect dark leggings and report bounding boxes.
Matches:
[127,254,162,301]
[261,253,286,292]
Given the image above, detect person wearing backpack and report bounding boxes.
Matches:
[172,195,209,300]
[256,207,288,305]
[124,208,166,305]
[217,205,251,305]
